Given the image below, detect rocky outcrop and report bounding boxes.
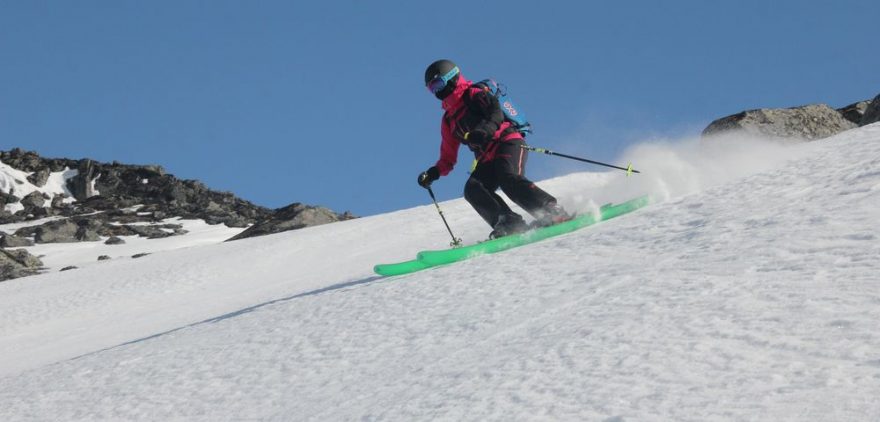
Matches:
[12,214,186,243]
[1,148,358,281]
[227,203,355,241]
[837,100,871,125]
[702,104,857,142]
[861,93,880,126]
[0,249,43,281]
[1,148,274,227]
[2,149,358,234]
[1,149,47,172]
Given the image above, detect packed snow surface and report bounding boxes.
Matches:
[1,125,879,420]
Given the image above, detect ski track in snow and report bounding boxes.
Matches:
[1,125,880,420]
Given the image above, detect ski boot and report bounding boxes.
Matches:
[532,202,574,228]
[489,214,528,239]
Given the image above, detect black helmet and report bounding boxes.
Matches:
[424,59,460,100]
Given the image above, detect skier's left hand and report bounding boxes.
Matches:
[464,130,490,153]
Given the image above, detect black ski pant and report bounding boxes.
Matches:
[464,139,557,227]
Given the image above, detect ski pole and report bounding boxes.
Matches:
[426,186,463,248]
[520,144,640,175]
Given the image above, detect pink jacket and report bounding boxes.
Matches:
[434,75,523,176]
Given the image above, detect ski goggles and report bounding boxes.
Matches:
[426,66,460,94]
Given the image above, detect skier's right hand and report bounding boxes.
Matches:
[417,166,440,189]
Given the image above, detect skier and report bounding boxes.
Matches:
[417,59,570,239]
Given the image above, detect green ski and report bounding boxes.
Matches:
[374,195,650,276]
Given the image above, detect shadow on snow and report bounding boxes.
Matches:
[67,274,388,363]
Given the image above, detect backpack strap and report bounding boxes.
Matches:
[463,82,522,140]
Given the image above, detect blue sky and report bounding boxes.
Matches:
[2,1,877,216]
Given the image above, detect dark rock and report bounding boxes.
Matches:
[27,168,51,187]
[703,104,857,142]
[76,195,135,213]
[20,191,46,209]
[838,100,871,125]
[227,203,344,241]
[16,208,39,220]
[0,209,21,224]
[51,194,68,209]
[132,253,150,259]
[66,160,100,201]
[127,224,186,239]
[75,219,102,242]
[204,213,250,228]
[30,220,79,243]
[861,93,880,126]
[97,224,138,238]
[0,149,46,172]
[0,248,43,281]
[12,212,187,244]
[60,266,78,272]
[1,234,34,248]
[105,236,126,245]
[28,207,51,219]
[88,215,186,239]
[97,255,111,261]
[1,190,20,207]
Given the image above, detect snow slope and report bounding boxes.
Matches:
[1,125,879,421]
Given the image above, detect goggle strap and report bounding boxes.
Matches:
[440,66,460,82]
[428,66,460,86]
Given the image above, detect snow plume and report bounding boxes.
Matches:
[545,133,808,215]
[623,134,805,200]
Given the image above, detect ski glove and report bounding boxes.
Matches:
[418,166,440,189]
